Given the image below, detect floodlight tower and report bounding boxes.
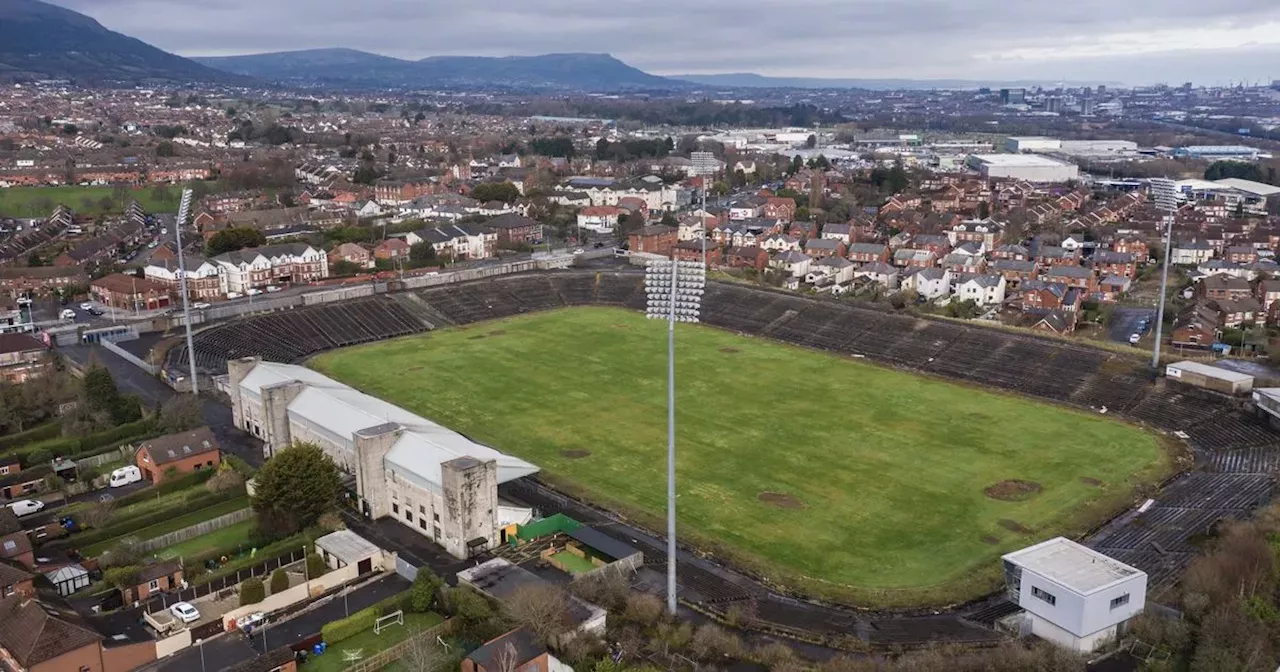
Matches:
[175,188,199,392]
[1149,178,1179,370]
[644,258,706,615]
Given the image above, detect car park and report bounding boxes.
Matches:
[170,602,200,623]
[6,499,45,517]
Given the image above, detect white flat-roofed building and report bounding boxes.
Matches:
[1003,537,1147,653]
[1004,136,1061,153]
[228,358,538,560]
[967,154,1079,183]
[1173,145,1267,160]
[1166,360,1253,395]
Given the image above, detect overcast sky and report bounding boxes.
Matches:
[51,0,1280,85]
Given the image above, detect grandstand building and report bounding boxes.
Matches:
[228,358,539,559]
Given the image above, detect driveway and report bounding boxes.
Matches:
[1108,306,1156,344]
[152,574,411,671]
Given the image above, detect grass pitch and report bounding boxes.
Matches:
[311,307,1173,607]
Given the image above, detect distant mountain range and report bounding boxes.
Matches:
[673,73,1125,91]
[0,0,243,84]
[193,49,675,91]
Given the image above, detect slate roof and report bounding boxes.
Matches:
[138,427,219,466]
[467,628,546,672]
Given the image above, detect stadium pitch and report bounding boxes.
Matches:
[311,306,1174,607]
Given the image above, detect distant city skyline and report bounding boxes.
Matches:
[47,0,1280,86]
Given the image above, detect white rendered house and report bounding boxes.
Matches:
[1002,537,1147,653]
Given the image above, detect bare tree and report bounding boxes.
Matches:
[398,632,451,672]
[504,584,573,645]
[494,642,519,672]
[81,499,116,528]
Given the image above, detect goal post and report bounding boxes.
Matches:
[374,609,403,635]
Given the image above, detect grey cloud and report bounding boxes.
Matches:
[48,0,1280,84]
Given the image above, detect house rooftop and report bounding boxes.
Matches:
[1003,537,1141,595]
[315,530,380,566]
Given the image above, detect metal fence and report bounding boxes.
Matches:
[136,508,254,553]
[142,547,307,614]
[394,555,418,582]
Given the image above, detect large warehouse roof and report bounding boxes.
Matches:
[238,362,539,490]
[970,154,1074,167]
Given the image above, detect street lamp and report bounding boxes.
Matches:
[1149,178,1178,370]
[644,258,705,615]
[175,188,199,392]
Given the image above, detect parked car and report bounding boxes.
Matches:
[88,308,104,316]
[225,292,242,300]
[192,302,211,310]
[246,288,263,296]
[265,285,282,293]
[1129,333,1142,345]
[6,499,45,517]
[109,465,142,488]
[79,302,92,310]
[60,309,76,320]
[170,602,200,624]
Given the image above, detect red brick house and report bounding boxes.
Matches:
[628,225,676,255]
[672,239,721,265]
[0,509,34,570]
[1044,265,1097,293]
[135,427,221,484]
[722,246,768,271]
[847,243,889,264]
[0,266,87,297]
[463,628,559,672]
[0,592,157,672]
[374,238,411,261]
[0,333,49,384]
[120,561,183,603]
[485,214,543,246]
[1018,281,1071,313]
[1093,251,1138,279]
[762,197,797,222]
[0,560,35,599]
[89,274,171,311]
[328,243,374,270]
[1201,275,1253,301]
[1111,237,1149,260]
[1226,245,1259,265]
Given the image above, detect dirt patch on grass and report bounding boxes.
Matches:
[720,347,742,354]
[984,480,1043,502]
[998,519,1032,534]
[466,334,486,340]
[488,330,506,337]
[1079,476,1103,487]
[758,492,805,509]
[611,324,630,329]
[980,535,1001,545]
[560,449,591,459]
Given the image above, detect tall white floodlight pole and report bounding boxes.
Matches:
[174,188,199,392]
[644,258,706,615]
[1149,178,1179,370]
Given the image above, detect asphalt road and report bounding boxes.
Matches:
[21,479,151,531]
[153,574,411,672]
[1108,307,1156,344]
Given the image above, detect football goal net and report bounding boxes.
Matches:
[374,609,404,635]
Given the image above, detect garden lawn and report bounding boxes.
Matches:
[81,496,250,556]
[302,612,444,672]
[0,184,189,217]
[311,307,1174,607]
[156,519,256,562]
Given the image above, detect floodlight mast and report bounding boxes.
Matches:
[1149,178,1178,371]
[644,258,705,615]
[175,188,199,393]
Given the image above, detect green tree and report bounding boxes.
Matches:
[409,242,438,264]
[269,568,290,595]
[660,211,678,227]
[615,212,645,245]
[409,569,443,612]
[805,134,817,149]
[331,260,363,276]
[305,552,326,579]
[470,182,521,204]
[353,165,379,184]
[156,141,177,158]
[62,123,78,135]
[251,442,343,538]
[206,227,266,256]
[788,155,804,175]
[240,577,265,605]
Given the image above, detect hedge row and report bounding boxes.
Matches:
[321,605,380,644]
[0,422,60,451]
[114,468,216,507]
[65,486,240,550]
[9,418,157,467]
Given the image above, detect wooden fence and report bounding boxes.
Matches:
[344,619,454,672]
[142,546,307,614]
[136,508,254,553]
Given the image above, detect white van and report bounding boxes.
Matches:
[109,465,142,487]
[6,499,45,517]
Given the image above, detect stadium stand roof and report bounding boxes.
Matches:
[237,362,538,491]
